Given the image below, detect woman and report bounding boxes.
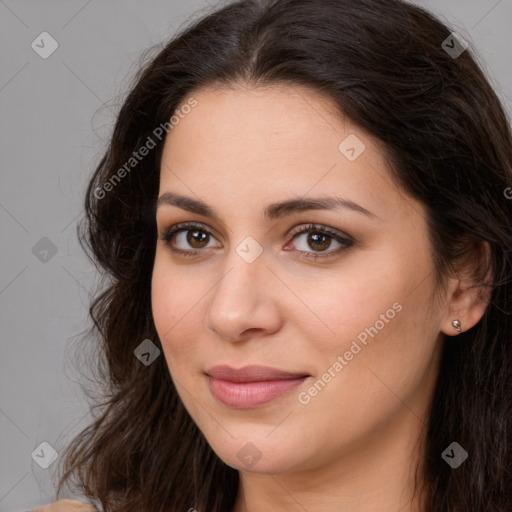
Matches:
[32,0,512,510]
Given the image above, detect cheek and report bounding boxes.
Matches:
[151,261,176,341]
[151,255,199,369]
[293,260,406,360]
[318,237,436,349]
[296,251,439,398]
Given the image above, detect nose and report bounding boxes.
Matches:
[206,251,283,342]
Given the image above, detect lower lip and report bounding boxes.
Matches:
[208,376,308,408]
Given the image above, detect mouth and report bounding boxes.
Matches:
[205,364,310,408]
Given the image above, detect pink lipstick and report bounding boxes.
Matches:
[205,365,309,408]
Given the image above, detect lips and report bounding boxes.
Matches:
[205,365,310,408]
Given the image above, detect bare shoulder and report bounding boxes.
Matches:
[28,499,97,511]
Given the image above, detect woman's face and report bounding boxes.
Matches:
[151,84,449,475]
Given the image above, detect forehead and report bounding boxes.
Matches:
[168,83,346,153]
[158,84,414,223]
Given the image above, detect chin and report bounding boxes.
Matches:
[205,430,309,474]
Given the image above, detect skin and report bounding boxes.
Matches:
[28,499,96,511]
[147,83,487,512]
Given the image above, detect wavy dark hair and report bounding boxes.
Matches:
[55,0,512,510]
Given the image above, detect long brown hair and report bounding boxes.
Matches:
[56,0,512,510]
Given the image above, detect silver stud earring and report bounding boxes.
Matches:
[452,319,462,333]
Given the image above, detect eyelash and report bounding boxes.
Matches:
[159,222,353,260]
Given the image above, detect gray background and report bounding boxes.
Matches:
[1,1,511,510]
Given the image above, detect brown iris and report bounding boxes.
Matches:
[307,232,331,251]
[187,230,209,248]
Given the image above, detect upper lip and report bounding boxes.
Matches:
[205,365,309,383]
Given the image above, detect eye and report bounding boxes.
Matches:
[159,222,221,257]
[159,221,353,260]
[285,223,353,260]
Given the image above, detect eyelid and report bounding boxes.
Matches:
[159,221,221,249]
[287,223,353,242]
[284,223,353,259]
[159,221,220,241]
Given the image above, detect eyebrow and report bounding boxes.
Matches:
[155,192,376,221]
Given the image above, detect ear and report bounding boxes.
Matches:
[440,241,493,336]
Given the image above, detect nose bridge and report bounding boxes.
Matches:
[206,241,281,340]
[217,232,268,298]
